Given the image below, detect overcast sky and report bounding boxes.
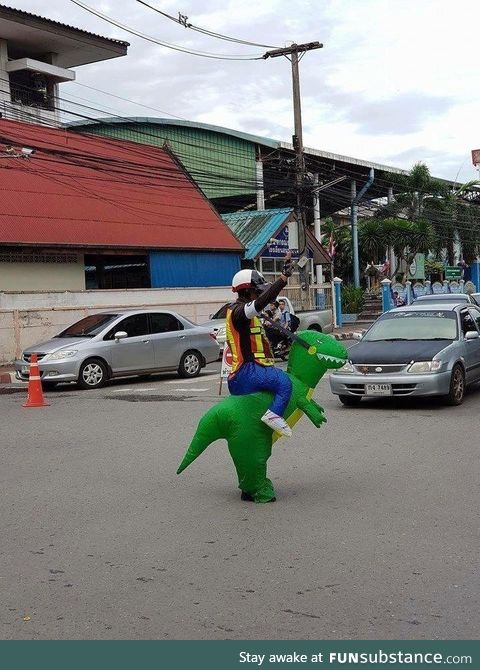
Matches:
[10,0,480,181]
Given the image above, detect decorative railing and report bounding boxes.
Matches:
[283,283,333,312]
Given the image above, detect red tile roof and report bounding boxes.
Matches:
[0,118,243,252]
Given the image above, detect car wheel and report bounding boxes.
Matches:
[339,394,362,407]
[178,350,201,378]
[444,364,465,406]
[78,358,108,390]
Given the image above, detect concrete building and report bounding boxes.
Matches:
[0,3,128,126]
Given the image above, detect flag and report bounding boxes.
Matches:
[328,231,336,259]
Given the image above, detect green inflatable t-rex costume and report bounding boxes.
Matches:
[177,330,348,502]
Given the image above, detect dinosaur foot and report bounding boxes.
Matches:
[240,491,276,503]
[241,491,255,501]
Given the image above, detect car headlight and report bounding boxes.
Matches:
[407,360,442,373]
[337,361,355,373]
[42,349,78,361]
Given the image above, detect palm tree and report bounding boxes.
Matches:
[375,162,480,268]
[359,217,434,279]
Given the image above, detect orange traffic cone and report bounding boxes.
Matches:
[23,353,49,408]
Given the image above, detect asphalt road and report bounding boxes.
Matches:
[1,359,479,640]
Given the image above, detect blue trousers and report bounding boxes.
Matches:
[228,362,292,417]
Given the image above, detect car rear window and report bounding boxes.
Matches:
[211,304,229,319]
[364,311,457,341]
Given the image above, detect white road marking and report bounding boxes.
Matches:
[110,387,160,393]
[166,377,212,385]
[173,388,208,392]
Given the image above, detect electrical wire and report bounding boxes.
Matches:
[1,81,479,244]
[135,0,279,49]
[70,0,264,60]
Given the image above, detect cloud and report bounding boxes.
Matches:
[8,0,480,182]
[338,92,453,135]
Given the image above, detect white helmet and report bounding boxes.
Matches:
[232,269,269,293]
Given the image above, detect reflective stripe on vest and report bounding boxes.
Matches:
[226,308,274,373]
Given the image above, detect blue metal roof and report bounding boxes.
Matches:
[222,208,294,260]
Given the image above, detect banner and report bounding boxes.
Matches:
[0,640,478,670]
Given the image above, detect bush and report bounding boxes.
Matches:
[342,285,364,314]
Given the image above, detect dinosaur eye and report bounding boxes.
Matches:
[308,346,317,355]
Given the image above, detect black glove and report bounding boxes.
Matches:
[282,257,294,277]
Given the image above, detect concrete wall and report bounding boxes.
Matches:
[0,257,85,291]
[0,287,233,363]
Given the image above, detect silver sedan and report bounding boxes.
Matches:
[330,303,480,406]
[15,309,220,389]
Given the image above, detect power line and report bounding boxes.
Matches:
[70,0,264,60]
[2,81,479,235]
[135,0,279,49]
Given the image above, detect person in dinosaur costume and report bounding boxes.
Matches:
[177,330,348,502]
[226,253,295,437]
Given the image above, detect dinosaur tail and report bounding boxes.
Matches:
[176,406,224,474]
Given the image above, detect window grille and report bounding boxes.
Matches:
[0,252,78,264]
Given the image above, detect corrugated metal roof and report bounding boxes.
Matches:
[0,4,129,45]
[0,118,242,252]
[222,208,293,260]
[66,117,280,149]
[66,118,416,177]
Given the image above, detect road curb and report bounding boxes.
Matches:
[0,371,16,384]
[332,332,355,341]
[332,330,367,341]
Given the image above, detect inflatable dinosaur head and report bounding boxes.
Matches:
[287,330,348,387]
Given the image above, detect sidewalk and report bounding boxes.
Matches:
[332,323,370,341]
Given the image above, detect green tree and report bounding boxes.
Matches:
[359,217,434,279]
[375,162,480,267]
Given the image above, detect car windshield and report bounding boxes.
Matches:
[56,314,119,338]
[211,304,229,320]
[364,311,458,341]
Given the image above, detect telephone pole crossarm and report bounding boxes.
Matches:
[262,42,323,59]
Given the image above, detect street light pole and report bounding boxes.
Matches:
[263,42,323,252]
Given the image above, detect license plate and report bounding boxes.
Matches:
[21,366,29,375]
[365,383,392,396]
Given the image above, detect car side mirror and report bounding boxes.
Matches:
[352,331,363,340]
[114,331,128,342]
[465,330,479,340]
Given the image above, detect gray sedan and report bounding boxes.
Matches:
[330,302,480,406]
[15,309,220,389]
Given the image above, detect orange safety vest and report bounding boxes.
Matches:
[226,306,274,374]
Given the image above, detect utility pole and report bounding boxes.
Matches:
[263,42,323,252]
[351,169,375,288]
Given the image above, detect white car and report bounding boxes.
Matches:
[202,296,333,351]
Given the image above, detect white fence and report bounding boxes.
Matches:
[0,284,335,364]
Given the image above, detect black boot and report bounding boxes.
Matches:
[241,491,255,501]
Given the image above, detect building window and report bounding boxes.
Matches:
[258,257,313,284]
[84,255,150,289]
